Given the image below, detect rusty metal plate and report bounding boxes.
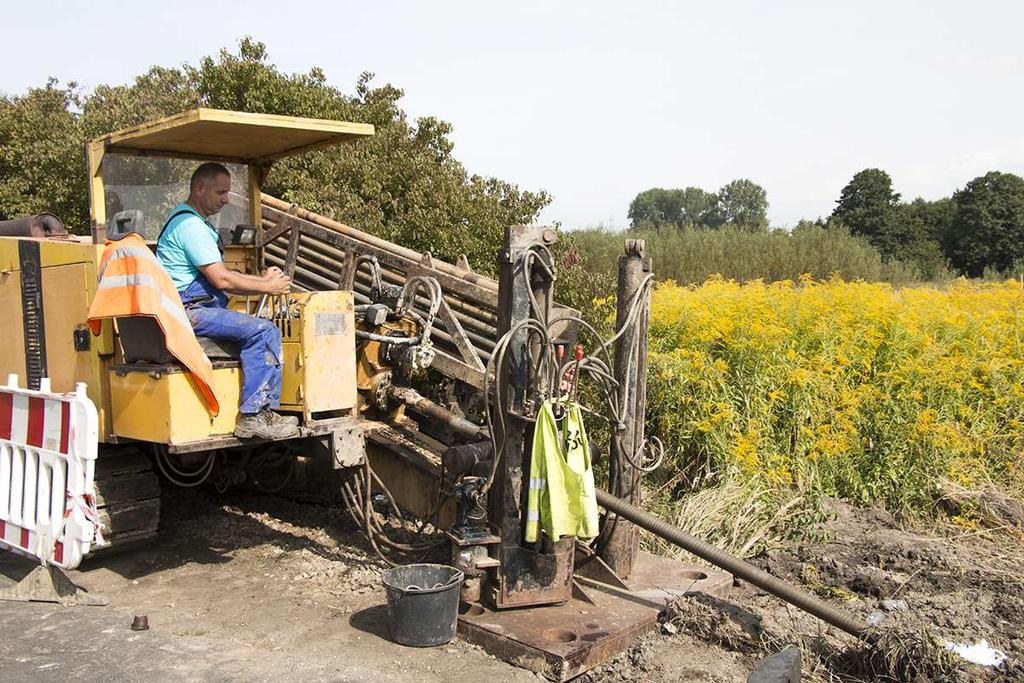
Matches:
[624,550,733,602]
[460,552,732,680]
[458,592,652,682]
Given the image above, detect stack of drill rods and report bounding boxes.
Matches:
[261,194,498,294]
[258,202,500,341]
[260,232,499,331]
[263,246,495,365]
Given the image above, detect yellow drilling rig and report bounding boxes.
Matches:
[0,109,871,680]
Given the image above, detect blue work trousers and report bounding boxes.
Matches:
[178,275,282,415]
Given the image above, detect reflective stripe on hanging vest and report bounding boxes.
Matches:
[86,232,221,416]
[524,399,600,543]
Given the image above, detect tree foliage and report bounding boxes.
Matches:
[714,179,768,232]
[628,179,768,232]
[830,167,1024,278]
[0,81,85,223]
[947,171,1024,277]
[0,38,549,272]
[831,168,903,253]
[831,168,954,278]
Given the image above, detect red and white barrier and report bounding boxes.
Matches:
[0,375,102,569]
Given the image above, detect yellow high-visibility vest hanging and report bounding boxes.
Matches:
[524,399,600,543]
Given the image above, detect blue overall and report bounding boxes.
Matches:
[178,275,283,415]
[156,207,283,415]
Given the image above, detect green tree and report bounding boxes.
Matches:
[832,168,903,254]
[677,187,718,226]
[893,198,952,279]
[0,38,549,272]
[713,178,768,231]
[628,184,752,231]
[947,171,1024,276]
[0,81,84,224]
[627,188,683,229]
[906,197,955,247]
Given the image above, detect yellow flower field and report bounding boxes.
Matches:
[645,277,1024,516]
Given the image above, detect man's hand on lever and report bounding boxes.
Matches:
[262,269,292,295]
[196,262,291,296]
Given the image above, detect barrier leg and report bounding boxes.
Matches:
[0,564,107,606]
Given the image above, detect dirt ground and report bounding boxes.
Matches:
[1,489,1021,682]
[586,500,1024,683]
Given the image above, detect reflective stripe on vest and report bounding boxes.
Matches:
[97,245,163,280]
[95,274,192,331]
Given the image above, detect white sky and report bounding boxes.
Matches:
[4,0,1023,229]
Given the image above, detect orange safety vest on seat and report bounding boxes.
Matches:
[86,232,220,416]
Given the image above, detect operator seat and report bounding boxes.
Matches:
[116,317,240,363]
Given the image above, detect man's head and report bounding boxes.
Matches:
[188,162,231,217]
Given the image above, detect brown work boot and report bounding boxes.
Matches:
[234,410,300,439]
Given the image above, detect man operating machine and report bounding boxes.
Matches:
[156,162,298,440]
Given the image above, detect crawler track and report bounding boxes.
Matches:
[88,446,161,557]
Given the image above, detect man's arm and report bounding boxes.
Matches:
[199,262,292,295]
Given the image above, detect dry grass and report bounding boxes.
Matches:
[824,629,966,683]
[938,478,1024,536]
[644,479,808,560]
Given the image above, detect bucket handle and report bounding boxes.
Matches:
[404,574,461,592]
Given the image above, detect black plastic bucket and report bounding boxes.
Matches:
[382,563,465,647]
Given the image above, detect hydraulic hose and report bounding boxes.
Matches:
[595,488,874,642]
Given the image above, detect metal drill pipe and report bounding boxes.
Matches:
[594,488,872,642]
[263,247,495,362]
[263,243,500,348]
[259,224,501,326]
[265,249,494,364]
[261,194,499,293]
[347,288,493,364]
[387,386,487,439]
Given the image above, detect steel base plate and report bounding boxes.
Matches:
[458,551,732,681]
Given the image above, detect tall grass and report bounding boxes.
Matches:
[644,277,1024,529]
[568,224,929,290]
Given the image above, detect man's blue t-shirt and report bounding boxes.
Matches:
[155,204,223,291]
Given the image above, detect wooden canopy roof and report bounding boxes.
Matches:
[92,108,374,164]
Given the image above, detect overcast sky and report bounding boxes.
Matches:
[4,1,1023,229]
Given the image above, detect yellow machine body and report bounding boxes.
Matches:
[108,364,242,443]
[0,237,115,438]
[0,235,358,448]
[107,290,357,446]
[271,290,358,419]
